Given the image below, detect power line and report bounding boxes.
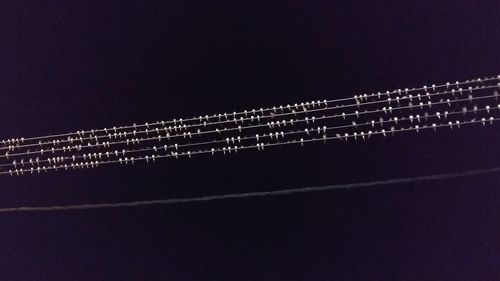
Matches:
[0,100,496,171]
[3,76,496,144]
[0,91,496,164]
[1,165,499,213]
[2,75,499,176]
[2,108,500,176]
[3,82,497,151]
[2,85,497,154]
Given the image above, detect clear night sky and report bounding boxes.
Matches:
[0,0,499,280]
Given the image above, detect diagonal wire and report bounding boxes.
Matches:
[2,76,498,146]
[0,98,496,170]
[2,88,498,159]
[1,165,499,213]
[3,114,499,175]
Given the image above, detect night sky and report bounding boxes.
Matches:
[1,0,499,280]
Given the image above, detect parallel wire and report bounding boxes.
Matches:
[6,83,497,149]
[1,96,498,170]
[2,86,498,157]
[3,115,499,176]
[2,76,498,146]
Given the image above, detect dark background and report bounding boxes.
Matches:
[1,0,499,280]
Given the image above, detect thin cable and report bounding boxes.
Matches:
[5,92,499,159]
[0,100,496,170]
[4,83,497,149]
[1,103,497,170]
[3,115,498,175]
[2,76,498,145]
[2,87,498,157]
[1,165,499,213]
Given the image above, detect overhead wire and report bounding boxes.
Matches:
[1,76,498,147]
[1,75,499,176]
[3,114,499,176]
[0,93,498,170]
[1,165,500,213]
[1,84,498,155]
